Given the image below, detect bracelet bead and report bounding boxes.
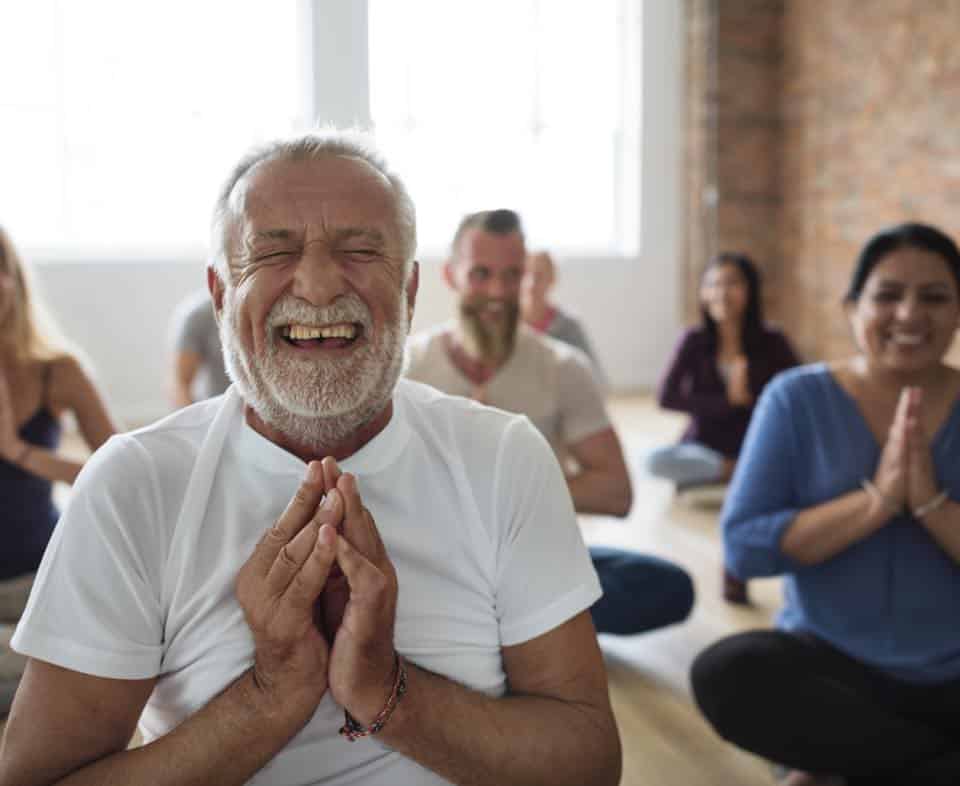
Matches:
[339,653,407,742]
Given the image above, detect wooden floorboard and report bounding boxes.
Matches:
[4,395,784,784]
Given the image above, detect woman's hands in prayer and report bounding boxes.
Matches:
[726,356,753,407]
[873,387,939,516]
[903,387,941,511]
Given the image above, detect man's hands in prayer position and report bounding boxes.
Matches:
[236,457,400,734]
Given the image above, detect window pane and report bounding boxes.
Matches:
[0,1,304,253]
[368,0,639,254]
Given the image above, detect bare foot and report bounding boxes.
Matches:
[780,771,845,786]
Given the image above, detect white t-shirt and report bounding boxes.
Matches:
[404,323,611,461]
[13,380,600,786]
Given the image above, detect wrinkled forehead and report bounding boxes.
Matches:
[227,155,402,246]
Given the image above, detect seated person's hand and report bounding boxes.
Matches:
[321,459,401,728]
[726,356,753,407]
[235,462,342,728]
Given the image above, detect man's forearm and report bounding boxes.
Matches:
[375,662,621,786]
[53,671,302,786]
[567,470,632,517]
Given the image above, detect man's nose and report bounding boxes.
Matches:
[487,274,516,300]
[291,248,347,306]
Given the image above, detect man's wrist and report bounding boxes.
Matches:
[344,652,403,727]
[244,663,327,731]
[340,653,407,742]
[3,439,29,464]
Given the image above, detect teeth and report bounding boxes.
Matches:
[283,323,357,341]
[890,333,924,345]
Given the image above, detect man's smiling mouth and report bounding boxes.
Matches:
[279,322,363,348]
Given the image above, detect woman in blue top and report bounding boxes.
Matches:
[0,225,118,615]
[691,223,960,786]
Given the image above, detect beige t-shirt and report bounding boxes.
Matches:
[404,322,611,460]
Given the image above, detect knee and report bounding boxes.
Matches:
[661,563,695,624]
[690,633,783,738]
[644,446,674,479]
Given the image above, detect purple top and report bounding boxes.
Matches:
[657,325,799,458]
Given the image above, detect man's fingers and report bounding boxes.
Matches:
[282,523,338,614]
[335,534,394,637]
[265,487,344,594]
[338,473,384,561]
[251,462,325,573]
[322,457,342,508]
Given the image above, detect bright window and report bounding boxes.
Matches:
[0,1,304,255]
[368,0,641,255]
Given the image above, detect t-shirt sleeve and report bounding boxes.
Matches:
[11,435,167,679]
[170,297,208,356]
[556,348,611,444]
[492,418,602,646]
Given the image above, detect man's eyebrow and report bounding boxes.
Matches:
[250,228,298,243]
[334,227,386,244]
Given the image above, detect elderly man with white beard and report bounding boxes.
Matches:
[0,133,621,786]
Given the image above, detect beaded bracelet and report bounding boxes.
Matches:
[913,490,949,520]
[339,653,407,742]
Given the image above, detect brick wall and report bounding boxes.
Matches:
[685,0,960,363]
[683,0,784,327]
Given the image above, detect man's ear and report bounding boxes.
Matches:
[207,265,225,324]
[406,261,420,325]
[443,258,458,291]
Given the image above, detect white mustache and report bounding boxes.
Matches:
[267,294,372,331]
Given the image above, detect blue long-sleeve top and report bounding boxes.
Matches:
[723,364,960,684]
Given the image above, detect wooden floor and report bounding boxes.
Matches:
[5,395,784,784]
[592,395,782,786]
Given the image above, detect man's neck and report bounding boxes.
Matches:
[446,326,510,385]
[244,401,394,463]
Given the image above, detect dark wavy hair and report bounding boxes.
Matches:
[700,252,766,356]
[844,222,960,303]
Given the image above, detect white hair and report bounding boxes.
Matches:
[209,128,417,279]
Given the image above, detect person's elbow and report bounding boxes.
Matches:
[611,474,633,518]
[593,738,622,786]
[722,525,783,579]
[576,711,622,786]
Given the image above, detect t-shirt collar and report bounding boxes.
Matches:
[231,385,410,477]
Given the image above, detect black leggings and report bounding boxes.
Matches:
[690,630,960,786]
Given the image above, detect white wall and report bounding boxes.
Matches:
[30,2,684,427]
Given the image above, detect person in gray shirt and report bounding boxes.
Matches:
[168,289,230,407]
[521,250,607,388]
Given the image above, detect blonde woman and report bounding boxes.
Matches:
[0,226,118,619]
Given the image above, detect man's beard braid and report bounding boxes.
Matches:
[459,296,519,365]
[220,288,409,451]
